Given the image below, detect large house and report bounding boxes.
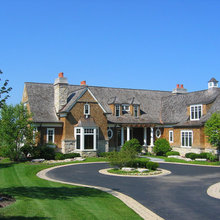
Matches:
[22,73,220,156]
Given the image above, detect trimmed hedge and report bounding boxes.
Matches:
[166,151,180,157]
[185,152,218,162]
[146,161,159,170]
[55,152,80,160]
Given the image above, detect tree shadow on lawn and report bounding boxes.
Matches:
[0,186,108,200]
[0,163,17,169]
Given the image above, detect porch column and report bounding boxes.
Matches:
[143,127,147,146]
[150,127,154,146]
[93,128,97,150]
[127,127,130,141]
[81,128,84,150]
[121,127,124,146]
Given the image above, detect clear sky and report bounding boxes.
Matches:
[0,0,220,105]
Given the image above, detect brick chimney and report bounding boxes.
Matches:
[54,72,68,113]
[172,84,187,94]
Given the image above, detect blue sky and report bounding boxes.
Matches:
[0,0,220,105]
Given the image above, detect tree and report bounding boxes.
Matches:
[0,103,35,161]
[205,112,220,161]
[121,138,142,153]
[0,70,12,108]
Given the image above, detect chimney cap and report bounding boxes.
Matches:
[58,72,64,78]
[81,80,86,86]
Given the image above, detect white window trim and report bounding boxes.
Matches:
[169,130,174,143]
[181,130,193,148]
[190,104,202,121]
[115,104,120,117]
[122,104,130,113]
[47,128,55,143]
[74,127,97,151]
[107,128,113,140]
[155,128,161,138]
[84,103,90,116]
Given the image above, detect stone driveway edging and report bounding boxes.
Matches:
[99,168,171,177]
[207,182,220,199]
[37,162,164,220]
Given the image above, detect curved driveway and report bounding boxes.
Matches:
[46,163,220,220]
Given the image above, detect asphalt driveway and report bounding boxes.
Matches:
[46,163,220,220]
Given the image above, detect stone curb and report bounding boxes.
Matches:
[207,182,220,199]
[37,162,164,220]
[99,168,171,177]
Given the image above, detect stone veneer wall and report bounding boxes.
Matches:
[61,140,75,154]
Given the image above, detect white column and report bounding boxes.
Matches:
[150,127,154,146]
[143,127,147,146]
[121,127,124,146]
[127,127,130,141]
[93,128,96,150]
[81,128,84,150]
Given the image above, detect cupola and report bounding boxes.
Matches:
[208,77,218,89]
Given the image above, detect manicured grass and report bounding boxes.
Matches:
[0,158,142,220]
[108,168,161,176]
[147,155,220,165]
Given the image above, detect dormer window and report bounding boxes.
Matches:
[84,104,90,116]
[115,104,120,117]
[122,104,130,114]
[133,105,139,117]
[190,104,202,120]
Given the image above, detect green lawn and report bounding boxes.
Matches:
[148,155,220,166]
[0,158,142,220]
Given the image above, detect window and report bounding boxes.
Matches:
[115,104,120,117]
[155,128,161,138]
[181,130,193,147]
[107,128,113,139]
[74,127,97,150]
[84,104,90,116]
[47,128,55,143]
[190,105,202,120]
[122,104,130,113]
[133,105,139,117]
[169,130,173,143]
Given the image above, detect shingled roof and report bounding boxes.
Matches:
[24,81,220,126]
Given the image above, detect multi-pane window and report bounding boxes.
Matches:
[181,131,193,147]
[76,128,81,149]
[115,104,120,117]
[190,105,202,120]
[122,104,130,113]
[84,104,90,116]
[133,105,139,117]
[169,130,173,143]
[47,128,55,143]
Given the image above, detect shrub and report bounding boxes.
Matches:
[198,152,209,159]
[121,138,142,154]
[32,145,55,160]
[207,153,218,162]
[146,161,159,170]
[126,158,149,168]
[55,152,65,160]
[107,149,136,169]
[153,138,171,156]
[98,152,113,157]
[20,145,34,158]
[64,153,80,159]
[166,151,180,157]
[185,153,201,160]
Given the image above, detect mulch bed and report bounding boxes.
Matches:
[0,194,16,208]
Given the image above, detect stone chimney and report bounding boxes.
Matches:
[172,84,187,94]
[54,72,68,113]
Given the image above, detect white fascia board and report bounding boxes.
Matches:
[87,88,107,113]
